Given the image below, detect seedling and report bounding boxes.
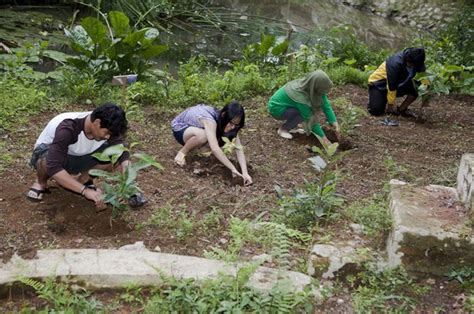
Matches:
[90,144,163,217]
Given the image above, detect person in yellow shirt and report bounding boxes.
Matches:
[368,48,428,117]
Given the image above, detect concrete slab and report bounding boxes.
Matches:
[0,249,312,293]
[457,153,473,214]
[386,180,474,275]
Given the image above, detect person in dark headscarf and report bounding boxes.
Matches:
[267,70,339,146]
[367,47,429,117]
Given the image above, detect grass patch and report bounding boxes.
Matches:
[345,195,392,243]
[350,266,429,313]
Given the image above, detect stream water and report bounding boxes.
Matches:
[0,1,417,70]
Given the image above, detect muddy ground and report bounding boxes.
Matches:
[0,85,472,311]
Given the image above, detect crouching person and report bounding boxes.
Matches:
[26,103,145,208]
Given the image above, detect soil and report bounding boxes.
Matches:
[0,85,473,311]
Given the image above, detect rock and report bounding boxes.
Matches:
[251,254,272,263]
[349,223,364,234]
[386,181,474,275]
[219,238,228,245]
[307,242,372,279]
[119,241,149,251]
[74,239,84,244]
[456,154,473,213]
[0,249,314,294]
[153,245,161,252]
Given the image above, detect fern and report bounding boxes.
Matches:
[257,222,311,270]
[20,277,45,292]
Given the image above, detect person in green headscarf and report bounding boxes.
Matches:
[267,70,339,146]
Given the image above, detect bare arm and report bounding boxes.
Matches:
[201,119,241,176]
[235,136,253,186]
[53,170,105,208]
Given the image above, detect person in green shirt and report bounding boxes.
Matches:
[267,70,339,146]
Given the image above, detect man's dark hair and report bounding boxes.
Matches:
[91,103,128,137]
[216,100,245,147]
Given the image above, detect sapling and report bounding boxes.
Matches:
[90,144,163,217]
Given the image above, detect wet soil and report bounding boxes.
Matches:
[0,85,473,311]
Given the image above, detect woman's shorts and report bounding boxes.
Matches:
[172,127,188,146]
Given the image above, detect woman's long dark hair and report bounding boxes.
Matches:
[216,100,245,147]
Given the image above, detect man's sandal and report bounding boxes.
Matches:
[26,187,50,202]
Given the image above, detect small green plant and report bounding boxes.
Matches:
[120,284,143,304]
[20,277,103,312]
[331,97,368,136]
[415,64,474,99]
[91,144,163,216]
[446,266,474,291]
[276,143,344,230]
[351,266,429,313]
[345,195,392,243]
[143,263,314,313]
[222,137,242,155]
[243,33,289,65]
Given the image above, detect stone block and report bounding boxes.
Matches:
[387,180,474,276]
[307,241,372,279]
[457,153,473,213]
[0,249,312,294]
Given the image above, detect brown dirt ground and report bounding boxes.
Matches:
[0,85,472,311]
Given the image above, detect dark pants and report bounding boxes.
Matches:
[277,108,304,130]
[30,143,110,175]
[367,82,418,116]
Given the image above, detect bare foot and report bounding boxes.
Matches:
[174,151,186,166]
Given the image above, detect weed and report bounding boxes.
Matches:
[331,96,368,136]
[446,265,474,291]
[143,263,314,313]
[351,266,429,313]
[20,277,103,312]
[345,195,392,243]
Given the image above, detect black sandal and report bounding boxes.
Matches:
[26,187,50,202]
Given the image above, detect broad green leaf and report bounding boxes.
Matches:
[81,17,107,45]
[140,44,168,59]
[271,40,289,56]
[443,64,463,72]
[39,51,66,66]
[92,152,111,162]
[134,153,163,170]
[259,34,275,55]
[64,26,93,52]
[343,59,357,66]
[123,29,147,46]
[125,167,138,186]
[89,169,113,178]
[144,28,160,40]
[326,142,339,156]
[102,144,128,157]
[109,11,130,37]
[308,156,327,172]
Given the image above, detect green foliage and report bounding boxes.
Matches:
[64,9,167,82]
[446,266,474,291]
[345,195,392,242]
[0,77,50,131]
[243,33,289,65]
[221,137,242,156]
[257,222,311,269]
[418,5,473,66]
[415,64,474,98]
[20,277,103,313]
[325,65,369,87]
[0,41,64,81]
[350,266,428,313]
[313,25,387,69]
[91,144,163,217]
[331,97,368,136]
[143,264,314,313]
[276,143,344,230]
[204,217,257,262]
[141,203,196,242]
